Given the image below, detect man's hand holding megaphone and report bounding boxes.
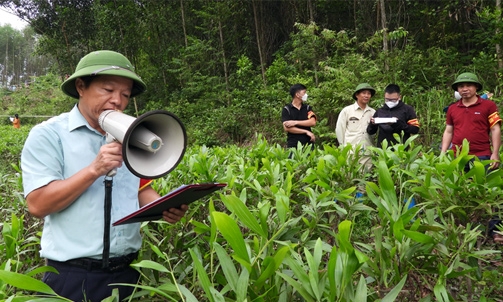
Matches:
[91,140,124,178]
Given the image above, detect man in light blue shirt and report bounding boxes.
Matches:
[21,50,188,301]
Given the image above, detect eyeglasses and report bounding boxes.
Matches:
[384,98,399,102]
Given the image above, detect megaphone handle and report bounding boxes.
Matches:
[105,133,117,177]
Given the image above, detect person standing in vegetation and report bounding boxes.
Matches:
[367,84,420,148]
[336,83,376,170]
[441,72,501,169]
[21,50,188,301]
[282,83,317,148]
[11,114,20,128]
[441,72,502,243]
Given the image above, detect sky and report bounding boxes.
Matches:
[0,7,28,30]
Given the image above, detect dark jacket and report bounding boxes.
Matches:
[281,103,316,148]
[366,101,419,148]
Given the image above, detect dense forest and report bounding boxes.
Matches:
[0,0,502,147]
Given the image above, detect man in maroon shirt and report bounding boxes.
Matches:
[441,72,501,169]
[441,72,502,243]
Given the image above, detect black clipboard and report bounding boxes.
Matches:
[113,183,226,226]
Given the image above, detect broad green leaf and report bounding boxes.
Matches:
[0,270,57,295]
[191,220,211,235]
[254,256,277,289]
[381,275,407,302]
[327,246,338,301]
[157,282,200,302]
[276,272,315,302]
[402,230,434,244]
[256,246,290,288]
[337,220,354,254]
[258,201,271,234]
[111,283,174,299]
[273,245,291,270]
[465,160,485,184]
[236,267,250,302]
[304,243,321,300]
[220,195,268,238]
[354,275,368,301]
[284,256,313,296]
[131,260,169,273]
[275,190,290,224]
[213,243,238,291]
[26,266,59,278]
[209,199,218,245]
[392,218,404,242]
[212,211,250,264]
[354,249,370,264]
[376,160,397,205]
[189,248,216,302]
[433,282,450,302]
[148,242,165,259]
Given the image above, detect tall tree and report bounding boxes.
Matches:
[252,0,266,85]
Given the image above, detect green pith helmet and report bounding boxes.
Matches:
[451,72,483,91]
[61,50,146,99]
[352,83,376,100]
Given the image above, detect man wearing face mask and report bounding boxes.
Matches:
[367,84,420,148]
[282,83,317,148]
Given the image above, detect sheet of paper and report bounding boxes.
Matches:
[374,117,397,124]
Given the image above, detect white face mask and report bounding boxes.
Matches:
[454,91,461,100]
[301,93,308,102]
[385,101,399,109]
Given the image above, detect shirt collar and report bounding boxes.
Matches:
[456,96,482,107]
[68,104,102,135]
[353,101,370,111]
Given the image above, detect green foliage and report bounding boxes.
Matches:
[0,126,29,177]
[3,18,503,147]
[0,73,74,127]
[1,135,503,300]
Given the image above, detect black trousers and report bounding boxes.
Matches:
[44,259,140,302]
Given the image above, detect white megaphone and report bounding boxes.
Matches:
[98,110,187,179]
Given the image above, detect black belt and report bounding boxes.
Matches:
[47,252,138,272]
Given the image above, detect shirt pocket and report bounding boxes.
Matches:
[347,117,361,132]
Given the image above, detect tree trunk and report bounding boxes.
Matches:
[113,0,125,51]
[180,0,188,48]
[380,0,388,52]
[354,0,357,36]
[497,0,502,69]
[218,20,230,94]
[307,0,314,22]
[4,38,8,87]
[379,0,389,71]
[252,0,266,85]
